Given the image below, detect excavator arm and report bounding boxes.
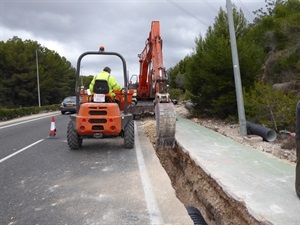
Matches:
[137,21,170,102]
[131,21,176,148]
[138,39,152,99]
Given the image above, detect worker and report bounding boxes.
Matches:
[89,66,123,100]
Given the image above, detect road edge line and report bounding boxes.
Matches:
[134,122,163,225]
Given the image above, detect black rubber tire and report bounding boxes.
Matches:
[124,119,134,149]
[61,111,65,115]
[67,120,82,150]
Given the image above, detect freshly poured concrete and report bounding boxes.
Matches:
[175,117,300,225]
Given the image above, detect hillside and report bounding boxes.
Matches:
[258,1,300,93]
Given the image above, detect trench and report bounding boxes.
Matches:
[142,119,270,225]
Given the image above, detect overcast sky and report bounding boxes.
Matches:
[1,0,265,85]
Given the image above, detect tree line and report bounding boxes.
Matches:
[168,0,300,130]
[0,37,76,108]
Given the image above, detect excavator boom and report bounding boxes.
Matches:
[137,21,169,100]
[129,21,176,148]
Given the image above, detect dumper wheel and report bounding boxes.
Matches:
[67,120,82,150]
[124,119,134,149]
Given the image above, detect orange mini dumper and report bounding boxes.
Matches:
[67,48,135,150]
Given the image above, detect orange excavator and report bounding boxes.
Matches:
[128,21,176,147]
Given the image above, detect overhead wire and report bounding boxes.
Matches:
[200,0,219,13]
[234,0,255,21]
[165,0,256,30]
[165,0,210,27]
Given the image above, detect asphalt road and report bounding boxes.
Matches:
[0,112,192,225]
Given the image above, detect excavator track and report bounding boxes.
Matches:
[155,102,176,148]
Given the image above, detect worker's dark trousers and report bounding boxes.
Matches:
[296,139,300,198]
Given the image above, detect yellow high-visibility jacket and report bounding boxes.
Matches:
[89,71,122,97]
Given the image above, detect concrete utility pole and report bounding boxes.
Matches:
[36,50,41,107]
[226,0,247,136]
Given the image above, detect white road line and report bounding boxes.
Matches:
[134,122,163,225]
[0,113,60,130]
[0,139,44,163]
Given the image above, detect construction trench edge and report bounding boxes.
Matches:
[156,143,271,225]
[143,119,272,225]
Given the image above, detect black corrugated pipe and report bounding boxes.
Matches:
[246,121,277,142]
[185,101,194,110]
[186,206,207,225]
[295,101,300,198]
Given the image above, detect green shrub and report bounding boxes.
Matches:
[183,90,192,101]
[169,88,183,100]
[244,82,298,131]
[0,105,60,121]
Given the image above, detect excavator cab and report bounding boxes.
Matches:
[67,47,135,150]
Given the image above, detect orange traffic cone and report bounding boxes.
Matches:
[48,116,57,138]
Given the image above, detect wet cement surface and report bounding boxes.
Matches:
[172,116,300,225]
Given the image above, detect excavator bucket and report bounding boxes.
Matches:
[155,102,176,148]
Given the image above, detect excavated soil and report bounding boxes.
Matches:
[141,104,296,224]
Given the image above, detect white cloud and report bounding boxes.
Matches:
[1,0,266,86]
